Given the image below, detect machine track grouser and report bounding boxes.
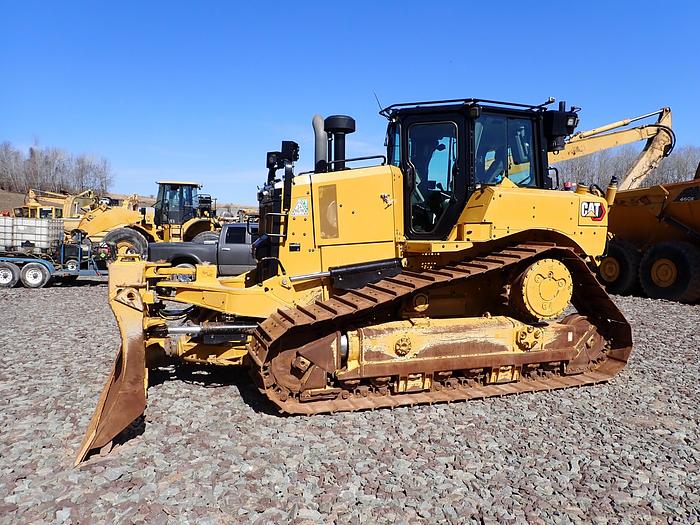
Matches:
[76,97,633,464]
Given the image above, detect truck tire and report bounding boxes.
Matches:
[639,241,700,303]
[174,262,196,282]
[20,262,51,288]
[191,231,219,244]
[103,228,148,258]
[598,238,641,295]
[0,262,20,288]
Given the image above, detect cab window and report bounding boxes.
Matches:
[387,123,401,167]
[225,226,246,244]
[407,121,458,233]
[474,115,537,187]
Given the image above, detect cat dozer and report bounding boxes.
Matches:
[76,97,632,464]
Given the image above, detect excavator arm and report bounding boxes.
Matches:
[548,107,675,190]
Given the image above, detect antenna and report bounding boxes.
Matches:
[373,91,385,113]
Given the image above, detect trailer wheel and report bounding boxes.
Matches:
[59,259,80,283]
[191,231,219,243]
[599,239,641,295]
[639,241,700,303]
[0,262,20,288]
[20,262,51,288]
[103,228,148,258]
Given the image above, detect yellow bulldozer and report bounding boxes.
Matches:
[75,181,220,256]
[76,97,633,464]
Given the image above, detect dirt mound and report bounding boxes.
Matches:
[0,190,26,212]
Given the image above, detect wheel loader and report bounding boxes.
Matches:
[75,181,220,257]
[76,97,633,464]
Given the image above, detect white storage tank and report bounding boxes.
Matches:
[0,217,64,252]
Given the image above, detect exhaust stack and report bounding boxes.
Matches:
[324,115,356,171]
[312,115,328,173]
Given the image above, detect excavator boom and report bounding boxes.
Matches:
[549,107,674,190]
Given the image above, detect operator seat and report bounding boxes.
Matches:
[484,146,507,183]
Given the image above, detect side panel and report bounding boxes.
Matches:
[277,174,323,277]
[311,166,398,247]
[277,166,404,278]
[457,183,608,257]
[319,241,398,269]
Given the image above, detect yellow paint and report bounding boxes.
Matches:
[311,166,399,247]
[108,157,611,376]
[514,258,573,320]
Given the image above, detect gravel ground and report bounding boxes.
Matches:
[0,283,698,524]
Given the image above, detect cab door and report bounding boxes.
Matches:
[218,225,255,275]
[400,113,467,240]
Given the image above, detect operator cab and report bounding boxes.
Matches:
[384,98,579,239]
[154,181,215,226]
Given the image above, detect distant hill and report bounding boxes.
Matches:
[0,190,27,212]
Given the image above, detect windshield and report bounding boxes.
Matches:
[156,184,198,224]
[474,114,537,187]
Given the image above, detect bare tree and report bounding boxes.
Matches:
[554,145,700,189]
[0,142,114,195]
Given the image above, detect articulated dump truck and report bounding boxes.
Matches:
[77,98,633,464]
[601,168,700,302]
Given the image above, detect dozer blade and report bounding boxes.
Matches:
[75,286,146,466]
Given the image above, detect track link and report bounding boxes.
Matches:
[248,243,633,414]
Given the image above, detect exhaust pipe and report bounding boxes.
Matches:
[312,115,328,173]
[324,115,356,171]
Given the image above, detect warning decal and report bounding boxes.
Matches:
[291,197,309,217]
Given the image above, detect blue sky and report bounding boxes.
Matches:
[2,1,698,204]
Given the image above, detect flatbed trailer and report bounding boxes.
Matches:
[0,242,109,288]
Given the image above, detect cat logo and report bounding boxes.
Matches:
[580,201,606,221]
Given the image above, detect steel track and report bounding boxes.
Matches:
[248,243,633,414]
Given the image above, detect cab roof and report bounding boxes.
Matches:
[157,181,201,187]
[380,97,552,118]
